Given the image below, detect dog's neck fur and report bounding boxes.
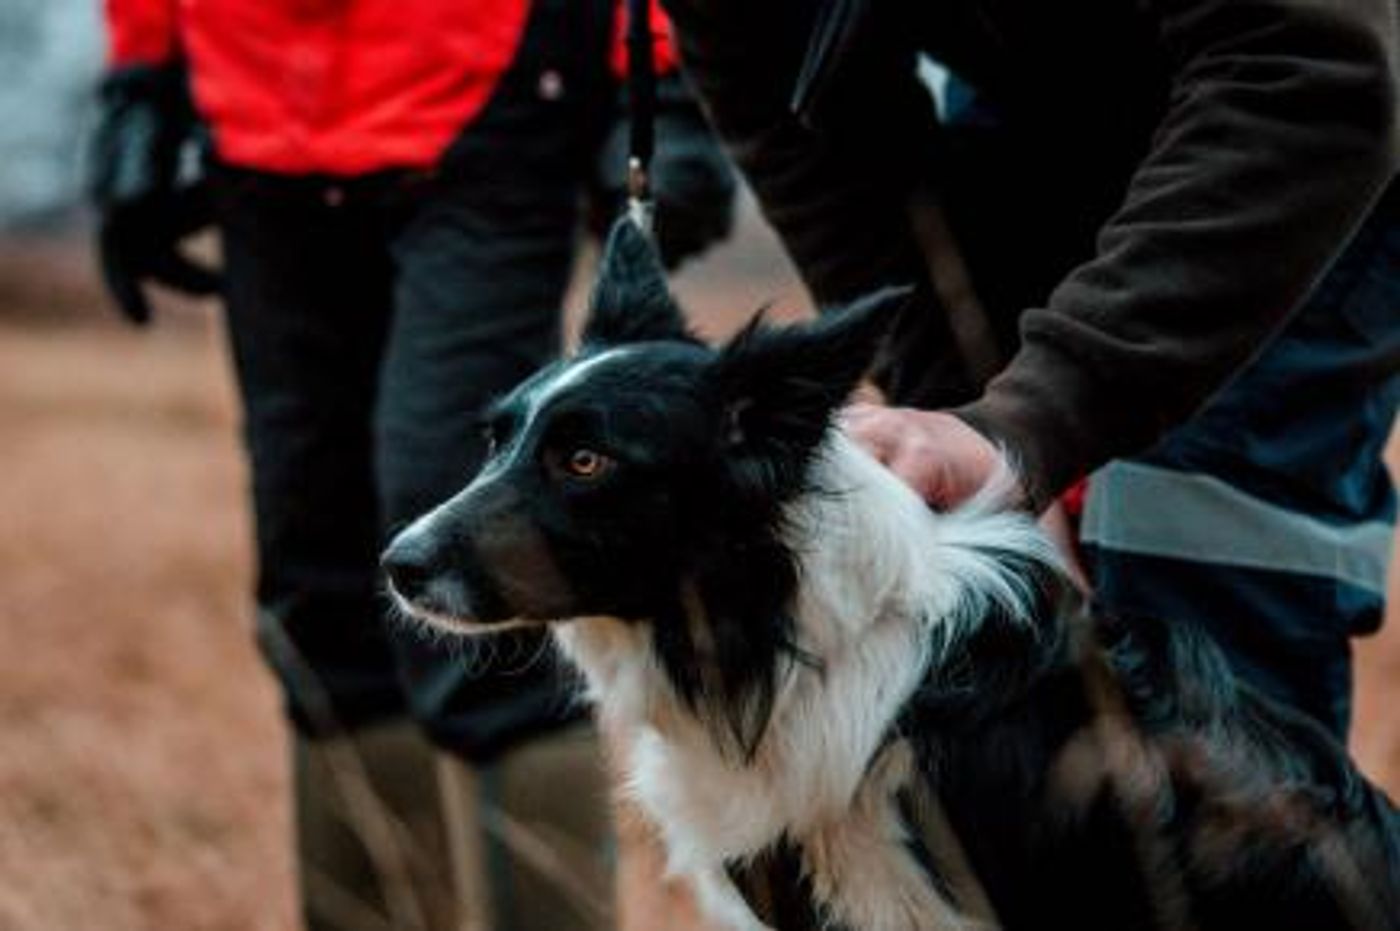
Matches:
[555,432,1058,884]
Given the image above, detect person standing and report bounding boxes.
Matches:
[89,1,734,928]
[660,0,1397,738]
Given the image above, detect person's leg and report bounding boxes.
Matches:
[293,720,460,931]
[213,169,403,733]
[373,2,615,926]
[213,169,459,931]
[438,723,614,931]
[1084,181,1400,740]
[377,175,614,927]
[375,167,612,930]
[374,0,592,761]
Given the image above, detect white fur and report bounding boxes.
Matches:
[526,347,635,422]
[556,432,1059,930]
[470,346,640,482]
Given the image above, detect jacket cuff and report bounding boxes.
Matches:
[950,337,1109,514]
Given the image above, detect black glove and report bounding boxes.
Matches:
[90,63,220,325]
[592,72,737,270]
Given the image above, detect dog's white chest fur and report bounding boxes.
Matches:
[556,437,1052,930]
[561,600,926,866]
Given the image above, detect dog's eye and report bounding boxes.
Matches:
[561,448,613,480]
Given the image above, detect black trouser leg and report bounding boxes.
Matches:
[214,173,458,931]
[374,0,602,765]
[214,173,406,733]
[212,3,617,925]
[375,172,581,761]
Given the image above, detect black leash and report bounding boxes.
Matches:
[624,0,657,233]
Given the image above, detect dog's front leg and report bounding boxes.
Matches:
[801,744,976,931]
[687,863,774,931]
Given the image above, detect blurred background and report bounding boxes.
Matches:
[0,5,1396,930]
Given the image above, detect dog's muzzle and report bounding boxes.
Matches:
[381,518,510,627]
[381,476,579,628]
[380,528,441,605]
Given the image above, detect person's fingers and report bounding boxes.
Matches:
[845,406,943,490]
[841,401,883,421]
[170,186,217,237]
[840,404,897,464]
[147,246,222,296]
[887,448,946,506]
[841,405,1016,511]
[155,189,223,294]
[887,432,970,509]
[97,220,152,325]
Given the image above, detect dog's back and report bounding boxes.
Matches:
[909,609,1400,931]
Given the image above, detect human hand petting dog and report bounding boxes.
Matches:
[841,402,1011,511]
[842,401,1090,590]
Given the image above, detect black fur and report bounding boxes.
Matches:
[581,219,697,347]
[385,219,1400,929]
[712,286,908,508]
[884,605,1400,931]
[385,217,909,756]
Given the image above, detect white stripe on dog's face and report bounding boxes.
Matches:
[484,346,636,476]
[526,346,636,419]
[396,338,715,629]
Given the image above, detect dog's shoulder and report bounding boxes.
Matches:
[905,605,1400,930]
[1094,612,1400,929]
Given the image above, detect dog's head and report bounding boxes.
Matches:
[383,219,907,749]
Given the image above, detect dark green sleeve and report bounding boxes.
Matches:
[954,0,1398,507]
[667,0,1397,510]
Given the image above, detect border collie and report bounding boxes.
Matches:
[383,220,1400,931]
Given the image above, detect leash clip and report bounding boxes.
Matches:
[626,156,654,234]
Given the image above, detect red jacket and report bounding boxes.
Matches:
[105,0,677,177]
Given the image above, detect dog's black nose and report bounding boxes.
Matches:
[382,534,434,600]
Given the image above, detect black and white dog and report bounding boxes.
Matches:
[383,221,1400,931]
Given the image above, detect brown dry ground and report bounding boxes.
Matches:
[0,219,1396,931]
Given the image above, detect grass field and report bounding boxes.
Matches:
[0,224,1395,931]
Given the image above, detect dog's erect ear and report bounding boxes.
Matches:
[713,285,911,465]
[582,218,691,346]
